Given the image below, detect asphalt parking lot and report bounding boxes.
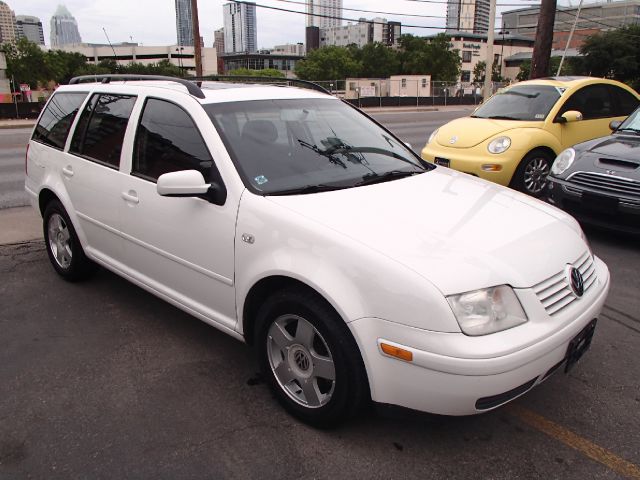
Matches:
[1,117,639,479]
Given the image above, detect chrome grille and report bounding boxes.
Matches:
[567,171,640,199]
[533,251,597,316]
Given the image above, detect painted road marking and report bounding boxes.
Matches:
[507,404,640,479]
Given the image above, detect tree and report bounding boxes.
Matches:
[580,25,640,90]
[294,46,361,80]
[227,68,285,78]
[473,60,503,83]
[398,34,460,81]
[516,56,584,81]
[353,42,399,78]
[1,38,48,88]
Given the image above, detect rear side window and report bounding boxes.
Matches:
[558,85,613,120]
[132,98,213,182]
[32,92,87,149]
[70,93,136,168]
[609,86,639,116]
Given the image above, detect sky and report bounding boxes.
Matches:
[11,0,549,50]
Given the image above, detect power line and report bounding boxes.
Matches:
[233,0,540,32]
[401,0,540,6]
[269,0,447,19]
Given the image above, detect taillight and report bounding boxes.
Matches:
[25,143,29,176]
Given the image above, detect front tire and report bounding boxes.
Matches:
[43,200,96,281]
[510,149,553,197]
[255,287,369,427]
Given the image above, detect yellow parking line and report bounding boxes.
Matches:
[507,404,640,479]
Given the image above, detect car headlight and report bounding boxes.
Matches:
[428,128,439,145]
[447,285,528,336]
[487,136,511,154]
[551,148,575,176]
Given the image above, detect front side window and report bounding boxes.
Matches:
[472,85,562,121]
[205,98,427,195]
[132,98,214,182]
[32,92,87,149]
[70,93,136,168]
[558,84,613,120]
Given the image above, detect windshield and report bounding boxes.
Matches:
[204,98,427,195]
[617,106,640,132]
[472,85,562,121]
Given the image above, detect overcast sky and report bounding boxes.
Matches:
[12,0,548,49]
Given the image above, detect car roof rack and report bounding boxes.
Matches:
[68,74,330,99]
[68,74,206,99]
[192,75,330,95]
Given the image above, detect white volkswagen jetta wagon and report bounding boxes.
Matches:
[25,75,609,426]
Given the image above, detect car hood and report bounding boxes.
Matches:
[584,134,640,164]
[267,168,585,295]
[435,117,542,148]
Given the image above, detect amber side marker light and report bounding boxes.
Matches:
[481,164,503,172]
[380,343,413,362]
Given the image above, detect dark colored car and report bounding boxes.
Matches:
[547,107,640,234]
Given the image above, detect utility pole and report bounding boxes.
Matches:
[483,0,497,100]
[557,0,583,75]
[530,0,557,79]
[191,0,203,77]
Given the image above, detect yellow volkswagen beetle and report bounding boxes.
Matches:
[421,77,640,196]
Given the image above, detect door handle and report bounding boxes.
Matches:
[62,166,74,177]
[121,191,140,204]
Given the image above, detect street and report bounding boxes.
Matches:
[1,111,639,479]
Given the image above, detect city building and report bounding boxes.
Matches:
[220,52,302,77]
[306,0,342,29]
[16,15,45,45]
[223,2,257,53]
[60,43,218,76]
[175,0,194,47]
[271,43,305,56]
[213,28,225,73]
[446,0,490,34]
[438,31,535,83]
[50,5,81,47]
[316,17,401,48]
[0,1,16,44]
[502,0,640,49]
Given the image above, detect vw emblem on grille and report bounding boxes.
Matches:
[567,266,585,297]
[294,350,310,372]
[449,136,458,144]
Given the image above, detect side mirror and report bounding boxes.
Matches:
[609,120,622,131]
[157,170,209,196]
[556,110,583,124]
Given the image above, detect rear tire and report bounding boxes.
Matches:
[43,200,96,281]
[255,287,369,427]
[510,150,553,197]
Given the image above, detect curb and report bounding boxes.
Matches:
[0,122,36,130]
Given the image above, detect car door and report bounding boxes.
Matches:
[118,95,238,331]
[556,84,625,149]
[63,92,137,263]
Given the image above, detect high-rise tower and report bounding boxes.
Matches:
[16,15,45,45]
[175,0,194,46]
[0,1,17,44]
[446,0,490,34]
[223,2,257,53]
[306,0,342,29]
[50,5,81,46]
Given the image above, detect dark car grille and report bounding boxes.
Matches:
[532,251,596,316]
[567,172,640,199]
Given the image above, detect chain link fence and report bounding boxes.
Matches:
[311,79,511,108]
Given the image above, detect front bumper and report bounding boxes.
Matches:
[348,256,610,416]
[547,176,640,234]
[421,142,525,187]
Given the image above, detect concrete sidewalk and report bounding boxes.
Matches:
[0,206,42,245]
[0,119,36,129]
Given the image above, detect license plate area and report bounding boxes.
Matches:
[582,192,619,213]
[565,319,597,373]
[435,157,450,167]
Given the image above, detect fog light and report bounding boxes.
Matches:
[481,164,503,172]
[380,343,413,362]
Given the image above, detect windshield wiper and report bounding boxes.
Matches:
[297,139,347,168]
[481,115,522,120]
[322,146,424,169]
[616,127,640,135]
[354,170,422,187]
[267,184,347,196]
